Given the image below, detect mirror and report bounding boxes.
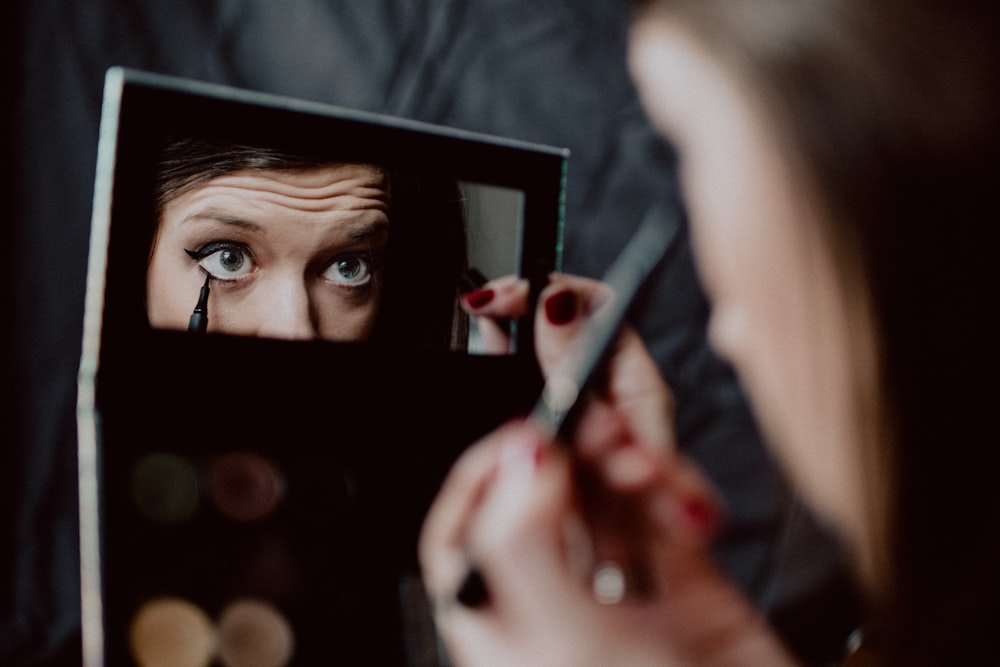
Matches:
[146,139,526,352]
[79,68,565,666]
[91,67,563,356]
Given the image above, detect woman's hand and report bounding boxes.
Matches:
[461,275,530,355]
[462,273,674,447]
[426,275,796,666]
[419,420,794,666]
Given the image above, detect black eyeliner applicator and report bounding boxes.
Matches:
[188,273,211,333]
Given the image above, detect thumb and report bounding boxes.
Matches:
[468,436,586,614]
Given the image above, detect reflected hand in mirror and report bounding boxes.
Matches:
[460,274,528,354]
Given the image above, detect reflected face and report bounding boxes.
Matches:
[147,164,390,341]
[630,16,872,548]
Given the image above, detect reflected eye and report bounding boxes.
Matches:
[322,254,375,287]
[185,242,255,280]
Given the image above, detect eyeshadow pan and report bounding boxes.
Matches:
[128,597,216,667]
[130,453,201,524]
[217,598,295,667]
[207,452,285,522]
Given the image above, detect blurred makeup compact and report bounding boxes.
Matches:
[78,69,566,665]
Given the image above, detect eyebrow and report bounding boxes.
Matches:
[180,211,390,240]
[181,212,264,232]
[345,219,390,240]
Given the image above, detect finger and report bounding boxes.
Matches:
[419,421,528,594]
[467,426,563,558]
[578,444,724,600]
[644,455,724,552]
[604,449,723,570]
[471,315,514,354]
[460,275,529,319]
[466,436,590,614]
[533,274,609,376]
[535,274,675,451]
[604,328,676,451]
[573,400,634,458]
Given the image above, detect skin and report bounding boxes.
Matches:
[629,14,874,561]
[420,10,881,666]
[425,276,796,665]
[147,163,390,341]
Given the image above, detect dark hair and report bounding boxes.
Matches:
[155,138,469,350]
[634,1,999,664]
[155,139,338,212]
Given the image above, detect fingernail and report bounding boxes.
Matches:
[464,288,494,309]
[650,492,720,540]
[533,443,548,467]
[544,290,576,325]
[681,496,717,531]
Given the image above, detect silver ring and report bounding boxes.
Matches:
[592,561,627,604]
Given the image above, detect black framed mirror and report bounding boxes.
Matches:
[78,68,567,665]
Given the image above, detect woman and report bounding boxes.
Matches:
[420,1,998,664]
[147,138,470,348]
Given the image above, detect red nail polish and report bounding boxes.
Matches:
[544,290,576,325]
[532,442,549,467]
[681,496,717,530]
[464,288,495,309]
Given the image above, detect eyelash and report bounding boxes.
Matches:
[321,251,380,291]
[183,243,381,289]
[184,241,251,260]
[184,241,255,282]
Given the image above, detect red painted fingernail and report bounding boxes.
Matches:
[544,290,576,325]
[464,288,495,309]
[533,442,550,467]
[682,496,717,530]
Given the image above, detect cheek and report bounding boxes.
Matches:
[202,289,268,336]
[705,237,867,532]
[147,249,197,328]
[313,289,381,341]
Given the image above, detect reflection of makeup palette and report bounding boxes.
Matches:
[79,69,566,665]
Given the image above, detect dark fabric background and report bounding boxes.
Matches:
[1,1,857,664]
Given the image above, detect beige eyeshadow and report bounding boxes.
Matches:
[129,597,216,667]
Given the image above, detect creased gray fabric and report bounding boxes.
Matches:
[1,2,857,664]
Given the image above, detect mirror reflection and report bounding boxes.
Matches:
[145,138,524,352]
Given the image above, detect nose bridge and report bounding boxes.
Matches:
[255,272,318,341]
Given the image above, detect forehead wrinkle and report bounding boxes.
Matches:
[172,188,390,226]
[255,191,390,215]
[210,167,391,214]
[179,205,389,248]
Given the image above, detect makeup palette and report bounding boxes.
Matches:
[78,69,566,665]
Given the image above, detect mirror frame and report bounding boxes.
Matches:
[78,68,568,665]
